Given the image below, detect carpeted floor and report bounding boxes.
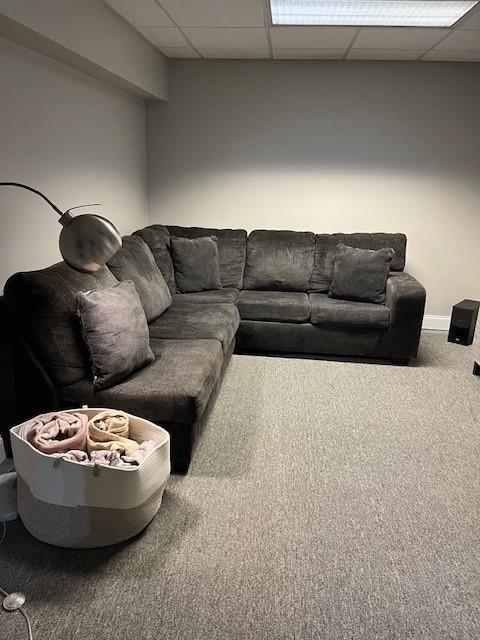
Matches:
[2,331,480,640]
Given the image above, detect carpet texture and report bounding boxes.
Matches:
[2,331,480,639]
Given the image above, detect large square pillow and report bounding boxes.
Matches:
[77,281,154,391]
[170,235,222,293]
[329,243,394,304]
[107,235,172,322]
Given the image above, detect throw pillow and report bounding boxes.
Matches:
[170,235,222,293]
[77,281,154,391]
[329,243,395,304]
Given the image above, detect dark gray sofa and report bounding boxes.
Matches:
[2,225,425,472]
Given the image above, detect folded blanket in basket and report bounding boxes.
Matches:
[18,412,88,455]
[87,410,139,456]
[89,440,157,468]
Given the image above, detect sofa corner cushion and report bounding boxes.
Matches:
[309,293,390,329]
[238,290,310,323]
[133,225,176,296]
[243,230,315,292]
[309,233,406,293]
[170,235,222,293]
[329,244,394,304]
[167,225,247,289]
[60,338,225,425]
[77,281,154,391]
[4,263,118,387]
[149,300,240,352]
[107,235,172,322]
[174,288,240,305]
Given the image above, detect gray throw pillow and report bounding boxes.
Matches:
[170,236,222,293]
[77,281,154,391]
[329,243,394,304]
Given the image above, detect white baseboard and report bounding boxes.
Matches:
[422,315,450,331]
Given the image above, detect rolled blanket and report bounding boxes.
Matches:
[121,439,157,466]
[87,410,139,456]
[18,412,87,455]
[52,450,89,463]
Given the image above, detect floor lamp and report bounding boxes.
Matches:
[0,182,122,520]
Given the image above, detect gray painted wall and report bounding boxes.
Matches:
[0,37,149,290]
[147,59,480,316]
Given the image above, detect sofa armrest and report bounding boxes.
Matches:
[385,272,426,360]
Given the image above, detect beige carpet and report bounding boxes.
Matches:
[2,330,480,639]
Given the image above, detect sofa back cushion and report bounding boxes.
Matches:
[243,230,316,292]
[4,263,117,387]
[167,225,247,289]
[133,225,176,296]
[309,232,406,293]
[107,235,172,322]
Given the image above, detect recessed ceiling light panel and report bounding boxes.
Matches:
[270,1,479,27]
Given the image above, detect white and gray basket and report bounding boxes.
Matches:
[10,408,170,548]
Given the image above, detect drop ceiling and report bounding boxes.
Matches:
[104,0,480,61]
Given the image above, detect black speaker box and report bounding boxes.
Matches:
[448,299,480,346]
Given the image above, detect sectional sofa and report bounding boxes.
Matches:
[2,225,426,472]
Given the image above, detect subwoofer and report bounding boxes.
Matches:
[448,299,480,346]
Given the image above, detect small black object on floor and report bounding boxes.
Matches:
[448,299,480,346]
[473,361,480,376]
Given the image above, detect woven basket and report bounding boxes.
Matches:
[10,408,170,548]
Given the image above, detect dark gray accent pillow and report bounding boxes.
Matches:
[329,243,395,304]
[170,236,222,293]
[107,235,172,322]
[77,281,154,391]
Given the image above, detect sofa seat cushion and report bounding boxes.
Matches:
[309,293,390,329]
[174,289,240,304]
[238,291,310,323]
[60,339,224,425]
[148,301,240,352]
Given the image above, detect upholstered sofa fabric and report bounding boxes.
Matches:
[133,225,176,296]
[243,230,316,292]
[238,291,310,323]
[77,281,154,390]
[148,300,240,353]
[309,232,407,293]
[329,244,394,305]
[4,263,117,387]
[170,236,222,293]
[385,272,426,360]
[60,338,224,425]
[167,226,247,289]
[309,294,390,329]
[107,235,172,322]
[174,289,240,304]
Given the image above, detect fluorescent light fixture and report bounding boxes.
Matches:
[270,1,479,27]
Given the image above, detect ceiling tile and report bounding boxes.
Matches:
[422,49,480,60]
[273,48,346,59]
[158,0,265,27]
[138,27,190,47]
[457,6,480,29]
[198,48,271,58]
[353,27,446,50]
[435,29,480,49]
[160,47,201,58]
[183,27,268,49]
[106,0,173,27]
[348,48,425,60]
[270,26,356,49]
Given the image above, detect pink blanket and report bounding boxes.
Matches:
[18,412,88,455]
